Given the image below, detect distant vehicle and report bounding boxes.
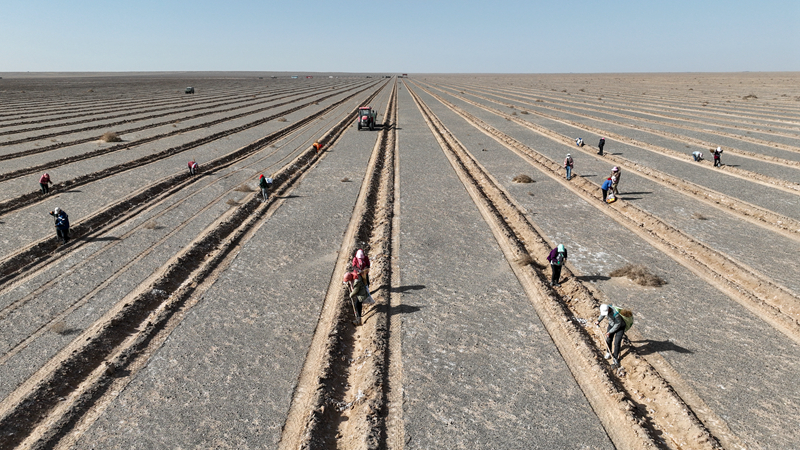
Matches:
[401,74,408,78]
[357,106,377,131]
[185,87,195,94]
[291,76,298,79]
[306,76,313,79]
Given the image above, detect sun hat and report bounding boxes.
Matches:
[53,207,60,214]
[600,304,609,316]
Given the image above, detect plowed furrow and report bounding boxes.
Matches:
[0,82,385,288]
[0,84,386,450]
[0,84,320,137]
[0,82,376,216]
[449,83,800,163]
[413,81,800,347]
[279,81,398,450]
[424,84,800,241]
[0,85,285,129]
[406,81,724,450]
[0,81,366,161]
[442,87,800,196]
[474,82,800,135]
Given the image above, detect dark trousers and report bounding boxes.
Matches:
[40,183,49,194]
[56,228,70,243]
[598,144,604,155]
[714,158,720,167]
[606,329,625,363]
[602,188,608,202]
[261,187,269,202]
[551,264,562,285]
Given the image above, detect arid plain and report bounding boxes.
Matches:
[0,72,799,449]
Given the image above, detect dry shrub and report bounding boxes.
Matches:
[516,254,545,269]
[743,94,758,100]
[277,117,288,122]
[579,88,585,92]
[234,184,254,192]
[527,191,534,196]
[144,220,159,229]
[100,131,122,143]
[513,174,534,183]
[520,110,529,115]
[226,199,240,206]
[50,320,67,335]
[692,212,709,220]
[341,177,351,182]
[535,99,543,102]
[511,112,517,116]
[561,89,567,92]
[609,264,666,287]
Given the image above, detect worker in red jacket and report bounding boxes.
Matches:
[39,173,53,194]
[188,160,199,175]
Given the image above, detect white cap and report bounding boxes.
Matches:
[717,146,721,151]
[567,154,571,157]
[53,207,60,214]
[599,304,609,316]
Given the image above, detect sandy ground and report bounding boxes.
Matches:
[1,73,799,449]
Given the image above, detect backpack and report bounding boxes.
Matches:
[555,251,565,266]
[613,306,634,331]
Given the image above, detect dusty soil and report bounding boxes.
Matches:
[1,72,799,449]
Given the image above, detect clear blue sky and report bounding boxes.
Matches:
[1,0,798,73]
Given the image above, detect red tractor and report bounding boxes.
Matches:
[357,106,377,131]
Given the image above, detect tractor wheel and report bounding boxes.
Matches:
[358,123,362,130]
[369,121,374,131]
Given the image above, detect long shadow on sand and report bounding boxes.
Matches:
[632,339,693,356]
[575,275,611,282]
[390,284,425,293]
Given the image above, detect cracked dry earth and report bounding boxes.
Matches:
[0,72,799,449]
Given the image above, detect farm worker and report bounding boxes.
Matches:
[601,178,613,202]
[611,166,621,195]
[575,137,584,147]
[692,151,704,162]
[352,249,371,286]
[595,304,634,367]
[188,160,199,175]
[49,207,70,244]
[713,147,723,167]
[564,154,574,180]
[39,173,53,194]
[546,244,568,287]
[344,271,369,326]
[258,174,273,202]
[597,137,605,155]
[312,142,324,153]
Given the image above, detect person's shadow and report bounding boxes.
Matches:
[631,339,693,356]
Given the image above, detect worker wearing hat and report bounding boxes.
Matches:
[258,174,273,202]
[49,207,70,245]
[595,304,634,367]
[564,154,574,180]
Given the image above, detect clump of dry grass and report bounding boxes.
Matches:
[513,174,534,183]
[226,199,240,206]
[99,131,122,143]
[520,110,529,115]
[527,191,534,196]
[341,177,351,182]
[144,220,159,229]
[535,99,543,102]
[234,184,254,192]
[692,212,709,220]
[511,112,517,116]
[609,264,666,287]
[743,94,758,100]
[50,320,68,335]
[515,254,545,269]
[277,117,288,122]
